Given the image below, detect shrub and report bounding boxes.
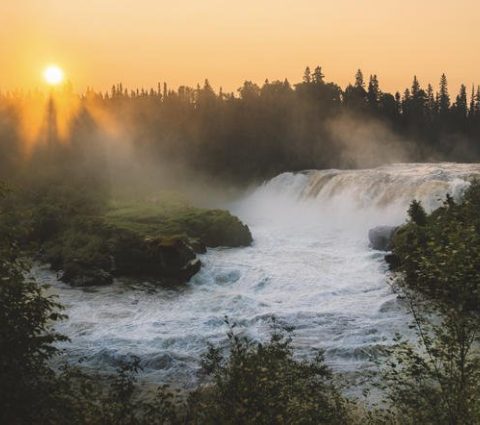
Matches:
[187,318,352,425]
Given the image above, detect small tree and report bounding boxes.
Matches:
[407,199,427,226]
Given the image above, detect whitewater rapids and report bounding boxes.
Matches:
[38,163,480,385]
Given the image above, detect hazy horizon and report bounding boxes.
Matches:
[1,0,478,94]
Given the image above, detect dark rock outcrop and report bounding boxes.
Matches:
[368,225,398,251]
[384,253,401,270]
[41,204,253,287]
[111,232,201,284]
[61,266,113,287]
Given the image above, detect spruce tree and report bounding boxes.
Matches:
[355,69,365,88]
[367,74,380,106]
[454,84,468,118]
[411,75,420,97]
[303,66,311,83]
[312,66,325,84]
[439,73,450,114]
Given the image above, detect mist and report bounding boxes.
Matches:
[0,69,479,208]
[326,113,415,169]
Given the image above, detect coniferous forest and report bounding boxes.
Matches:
[3,0,480,423]
[2,66,480,425]
[1,67,480,184]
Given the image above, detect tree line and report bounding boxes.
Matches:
[1,67,480,184]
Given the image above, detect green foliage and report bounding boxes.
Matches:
[391,181,480,310]
[381,181,480,424]
[2,178,251,286]
[378,313,480,425]
[407,199,427,226]
[0,186,68,424]
[187,318,352,425]
[105,199,252,248]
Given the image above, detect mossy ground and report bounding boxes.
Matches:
[28,191,251,285]
[104,196,252,248]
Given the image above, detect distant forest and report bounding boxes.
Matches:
[1,67,480,184]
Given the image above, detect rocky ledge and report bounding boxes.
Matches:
[41,203,253,287]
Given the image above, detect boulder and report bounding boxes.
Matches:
[187,237,207,254]
[384,253,401,270]
[111,232,201,283]
[61,265,113,286]
[180,258,202,281]
[368,225,398,251]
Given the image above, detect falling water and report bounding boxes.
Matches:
[37,163,480,385]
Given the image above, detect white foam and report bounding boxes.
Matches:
[42,162,480,384]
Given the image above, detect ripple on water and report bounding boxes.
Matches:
[47,163,480,385]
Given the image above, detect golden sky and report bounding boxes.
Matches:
[0,0,478,95]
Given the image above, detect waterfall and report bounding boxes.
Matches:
[43,163,480,386]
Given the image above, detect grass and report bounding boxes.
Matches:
[104,194,252,247]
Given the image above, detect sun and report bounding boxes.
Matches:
[43,65,65,86]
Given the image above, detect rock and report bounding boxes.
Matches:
[187,237,207,254]
[181,258,202,281]
[368,225,398,251]
[384,253,401,270]
[61,265,113,286]
[111,232,201,283]
[197,214,253,248]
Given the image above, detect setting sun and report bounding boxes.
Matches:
[43,65,64,86]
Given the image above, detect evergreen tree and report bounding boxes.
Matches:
[439,73,450,115]
[475,86,480,115]
[411,75,420,97]
[367,74,380,107]
[355,69,365,88]
[469,85,476,118]
[395,91,402,114]
[312,66,325,84]
[426,84,436,114]
[303,66,312,84]
[454,84,468,118]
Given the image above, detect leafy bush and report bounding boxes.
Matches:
[0,185,68,424]
[187,319,352,425]
[391,181,480,311]
[380,181,480,424]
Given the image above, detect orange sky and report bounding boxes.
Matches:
[0,0,478,95]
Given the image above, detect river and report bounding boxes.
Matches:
[36,163,480,385]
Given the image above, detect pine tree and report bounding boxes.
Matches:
[455,84,468,118]
[367,74,380,106]
[427,84,436,114]
[439,73,450,114]
[303,66,311,84]
[395,91,402,114]
[355,69,365,88]
[411,76,420,97]
[312,66,325,84]
[469,85,475,118]
[475,86,480,115]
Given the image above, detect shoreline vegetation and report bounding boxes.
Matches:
[2,68,480,186]
[1,184,252,287]
[2,178,480,423]
[1,63,480,425]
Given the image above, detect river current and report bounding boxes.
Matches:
[36,163,480,385]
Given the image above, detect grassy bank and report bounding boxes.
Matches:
[1,184,252,286]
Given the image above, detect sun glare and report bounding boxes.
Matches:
[43,65,64,86]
